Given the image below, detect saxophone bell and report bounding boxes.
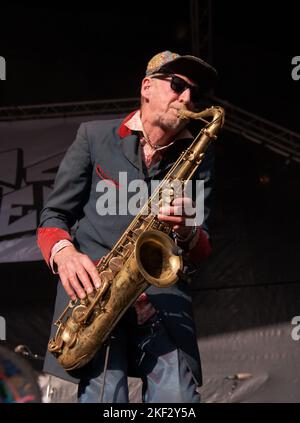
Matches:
[135,229,182,288]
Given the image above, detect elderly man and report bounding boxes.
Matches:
[37,50,217,403]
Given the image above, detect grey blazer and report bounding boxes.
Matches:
[39,116,215,385]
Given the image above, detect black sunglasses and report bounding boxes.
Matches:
[152,74,200,103]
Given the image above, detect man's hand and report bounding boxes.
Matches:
[54,245,101,301]
[157,196,196,239]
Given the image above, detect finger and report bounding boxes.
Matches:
[81,256,102,289]
[159,206,177,216]
[172,204,194,217]
[157,213,185,225]
[172,197,196,217]
[75,265,95,294]
[159,205,194,217]
[172,197,193,206]
[59,272,77,301]
[66,270,87,299]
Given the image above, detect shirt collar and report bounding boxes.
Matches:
[125,110,193,146]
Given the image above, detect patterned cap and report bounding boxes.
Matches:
[146,50,217,89]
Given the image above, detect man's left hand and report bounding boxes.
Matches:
[158,196,196,238]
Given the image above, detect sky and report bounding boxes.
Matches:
[0,1,299,132]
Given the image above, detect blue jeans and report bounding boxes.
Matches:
[77,312,200,403]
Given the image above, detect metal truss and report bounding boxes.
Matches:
[208,95,300,164]
[0,98,140,121]
[0,95,299,164]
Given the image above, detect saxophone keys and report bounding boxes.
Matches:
[87,290,96,300]
[164,188,174,196]
[122,242,134,254]
[61,318,79,347]
[61,329,77,348]
[161,188,173,203]
[100,270,114,284]
[48,324,65,352]
[132,228,143,237]
[80,297,89,306]
[72,305,88,322]
[108,257,124,272]
[48,338,63,353]
[161,190,174,207]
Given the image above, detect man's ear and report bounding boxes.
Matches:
[141,77,152,99]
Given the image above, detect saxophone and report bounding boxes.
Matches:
[48,105,225,370]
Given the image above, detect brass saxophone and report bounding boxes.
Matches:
[48,105,225,370]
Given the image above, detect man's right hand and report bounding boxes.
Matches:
[54,245,102,301]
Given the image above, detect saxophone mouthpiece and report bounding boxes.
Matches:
[178,107,189,120]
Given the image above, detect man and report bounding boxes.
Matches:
[37,51,217,403]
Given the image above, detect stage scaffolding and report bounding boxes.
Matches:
[1,96,299,164]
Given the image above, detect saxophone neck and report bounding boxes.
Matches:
[179,105,225,130]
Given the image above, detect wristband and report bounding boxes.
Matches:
[173,225,198,250]
[50,239,73,274]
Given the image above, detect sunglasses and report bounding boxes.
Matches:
[153,74,200,103]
